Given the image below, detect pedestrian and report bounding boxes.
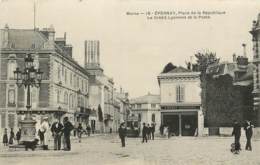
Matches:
[8,128,15,145]
[147,124,151,140]
[244,120,254,151]
[164,126,169,138]
[2,128,8,146]
[39,117,50,146]
[51,118,63,150]
[118,122,127,147]
[77,123,83,143]
[38,129,44,145]
[86,124,91,136]
[16,128,21,144]
[159,124,164,136]
[63,117,74,151]
[151,123,155,140]
[142,123,148,143]
[232,120,241,154]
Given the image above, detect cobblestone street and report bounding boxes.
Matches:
[0,134,259,165]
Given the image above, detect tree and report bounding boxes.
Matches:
[162,62,177,73]
[98,104,103,122]
[194,51,220,115]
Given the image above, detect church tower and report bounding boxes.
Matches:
[84,40,103,75]
[250,13,260,113]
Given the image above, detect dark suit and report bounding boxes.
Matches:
[118,127,127,147]
[232,123,241,151]
[244,122,253,150]
[142,126,148,143]
[51,122,63,150]
[63,121,74,151]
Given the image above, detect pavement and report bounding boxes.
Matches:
[0,134,259,165]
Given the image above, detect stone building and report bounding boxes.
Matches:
[0,25,90,134]
[250,13,260,122]
[158,66,204,136]
[85,40,123,133]
[130,93,161,133]
[115,89,130,124]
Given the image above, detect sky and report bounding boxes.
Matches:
[0,0,260,98]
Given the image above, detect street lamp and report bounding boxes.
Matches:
[14,53,43,142]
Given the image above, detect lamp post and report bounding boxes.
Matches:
[14,53,43,142]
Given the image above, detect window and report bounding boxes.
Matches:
[64,92,68,105]
[81,79,84,91]
[151,104,156,108]
[77,77,79,88]
[8,89,15,106]
[70,72,73,85]
[138,113,141,122]
[137,104,141,109]
[8,59,17,79]
[151,114,155,122]
[57,90,60,103]
[131,104,135,109]
[176,85,185,102]
[64,69,67,84]
[58,65,61,80]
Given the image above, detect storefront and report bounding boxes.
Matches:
[161,105,203,136]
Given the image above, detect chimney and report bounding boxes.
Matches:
[232,53,237,63]
[64,32,67,41]
[48,25,55,41]
[190,56,193,71]
[242,43,247,57]
[3,24,9,48]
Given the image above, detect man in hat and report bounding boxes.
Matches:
[244,120,254,151]
[232,120,241,154]
[51,118,63,150]
[63,117,74,151]
[118,122,127,147]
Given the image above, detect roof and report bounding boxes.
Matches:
[130,93,160,104]
[206,61,254,85]
[0,27,90,77]
[1,29,46,49]
[168,66,191,73]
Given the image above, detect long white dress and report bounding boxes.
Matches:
[40,121,50,145]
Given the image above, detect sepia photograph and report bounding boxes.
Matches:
[0,0,259,164]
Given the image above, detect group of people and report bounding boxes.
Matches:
[2,128,21,146]
[118,122,156,147]
[232,119,254,154]
[142,123,156,143]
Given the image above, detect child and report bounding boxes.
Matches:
[38,129,44,145]
[9,128,15,145]
[3,128,8,146]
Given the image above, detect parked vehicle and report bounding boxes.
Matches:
[126,115,140,137]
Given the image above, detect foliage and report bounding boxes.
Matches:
[205,74,254,127]
[98,104,103,122]
[194,51,220,115]
[162,62,177,73]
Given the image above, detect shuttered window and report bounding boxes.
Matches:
[176,85,185,102]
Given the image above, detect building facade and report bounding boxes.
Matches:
[85,40,122,133]
[251,14,260,122]
[158,66,204,136]
[130,93,160,133]
[0,25,90,135]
